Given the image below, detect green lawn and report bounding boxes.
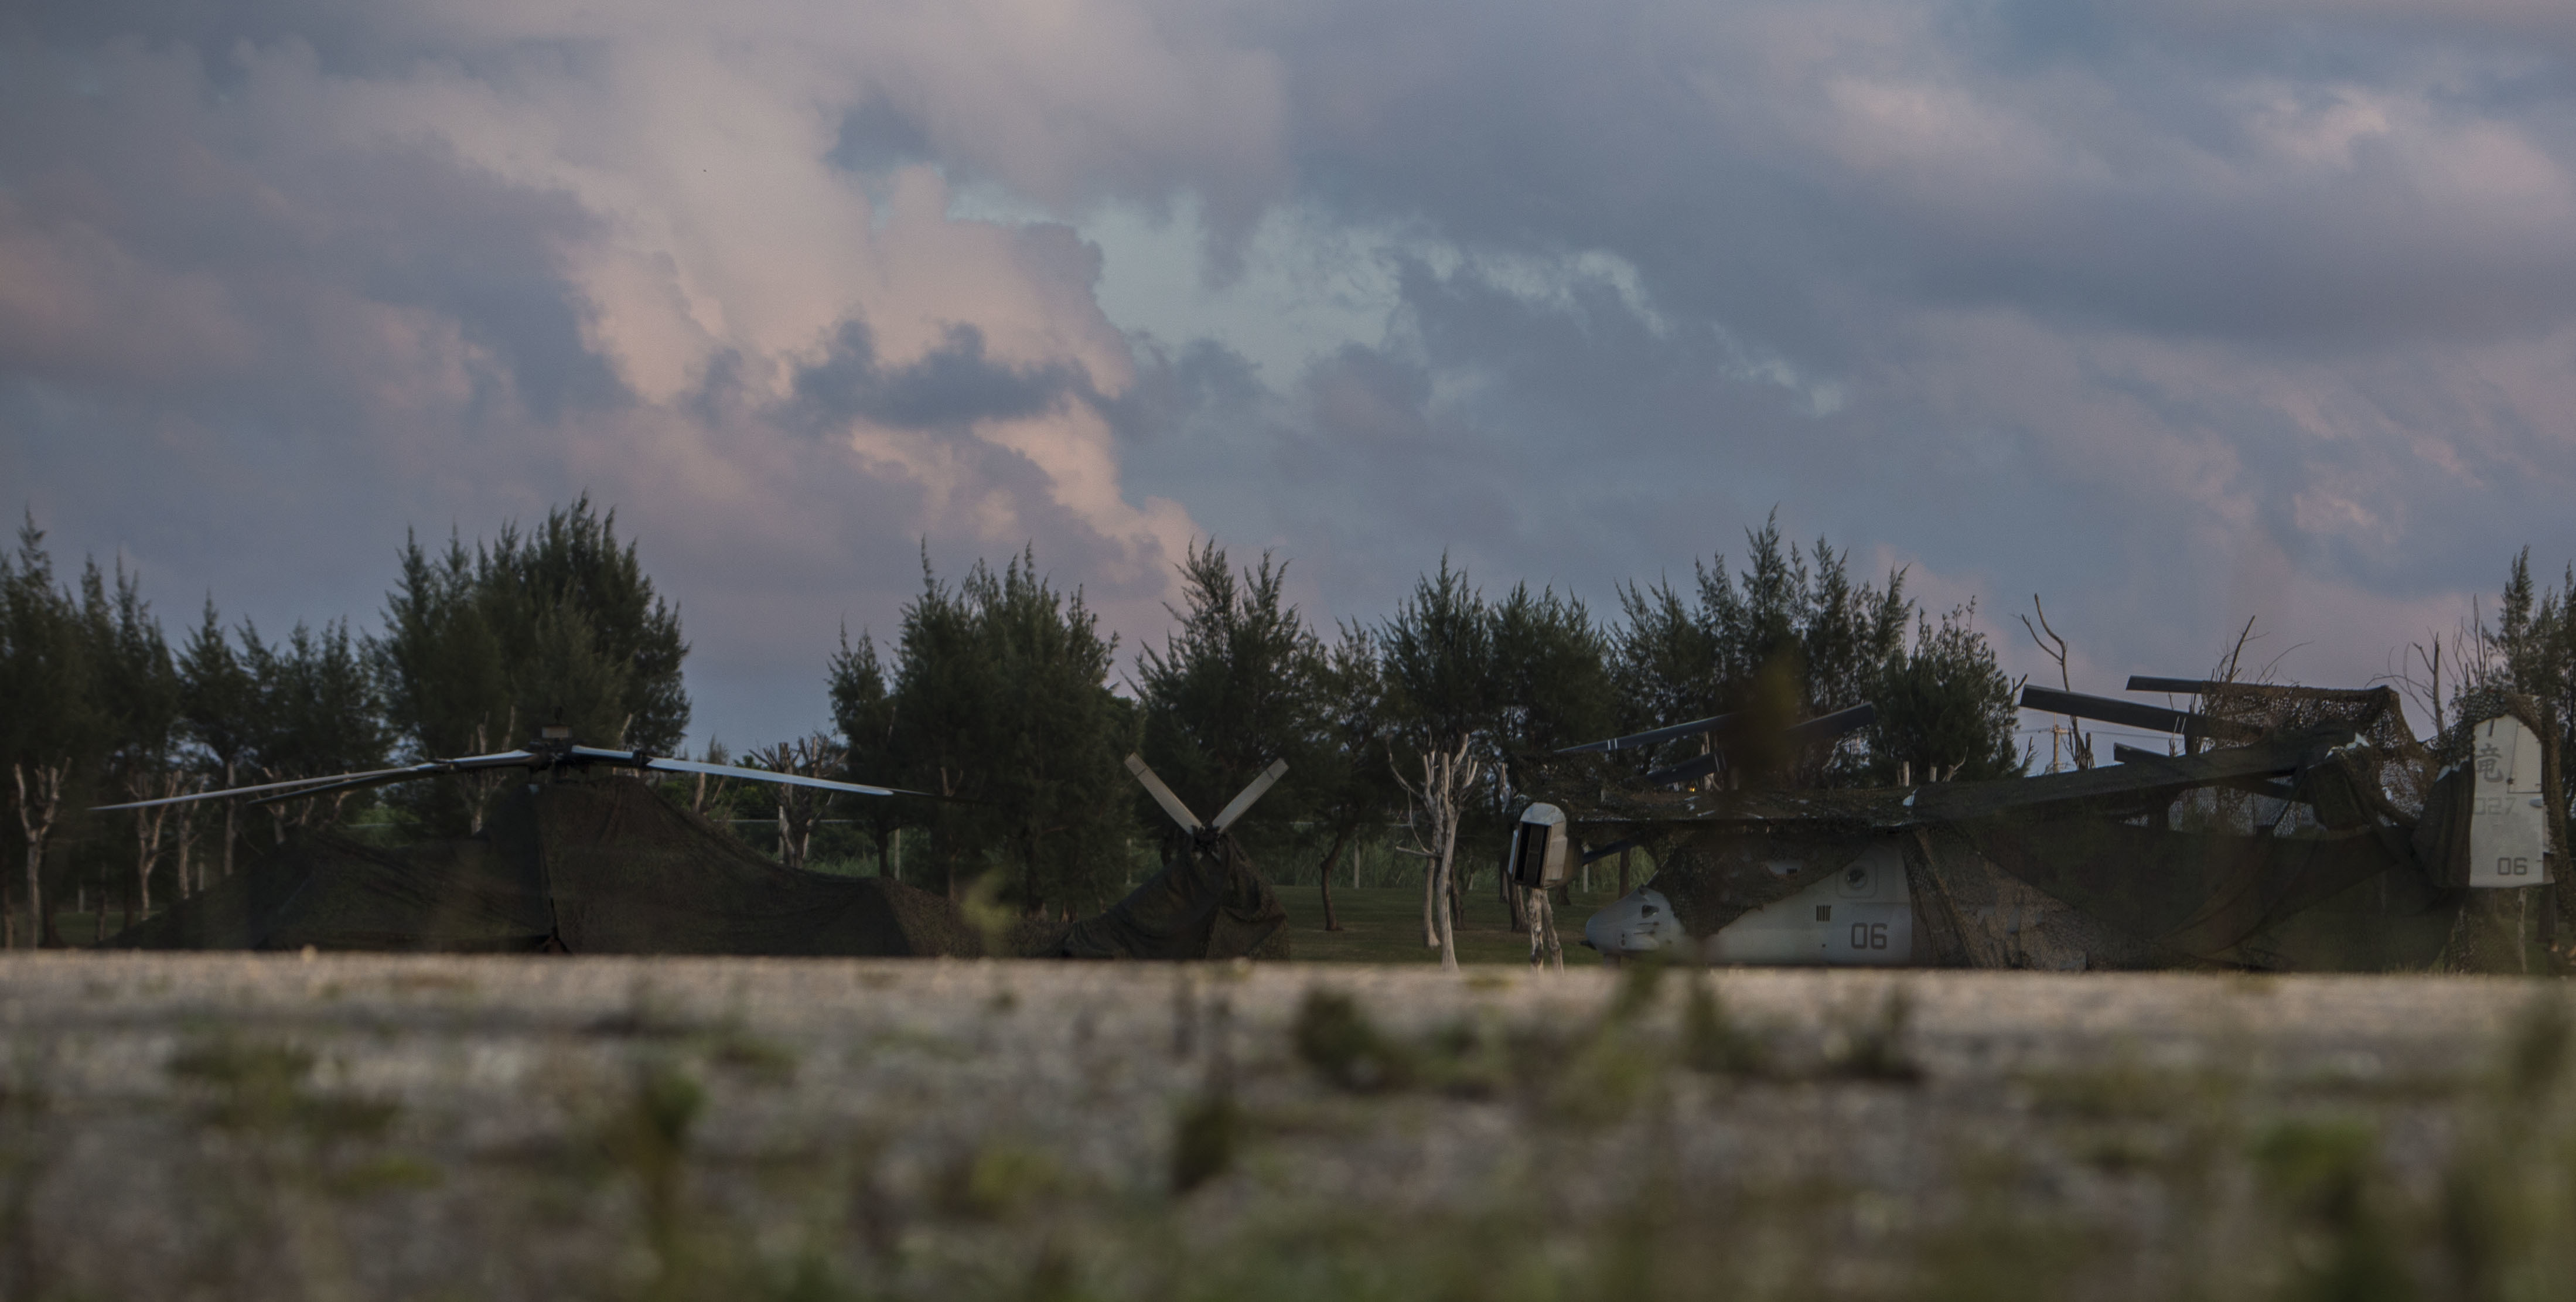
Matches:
[1274,883,1622,965]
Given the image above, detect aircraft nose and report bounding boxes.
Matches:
[1583,888,1683,956]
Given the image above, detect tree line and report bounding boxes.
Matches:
[2,498,2043,950]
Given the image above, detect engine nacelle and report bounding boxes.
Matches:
[1507,803,1572,891]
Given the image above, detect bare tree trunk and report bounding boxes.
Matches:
[1524,887,1563,970]
[220,759,238,880]
[1420,837,1438,947]
[132,800,164,922]
[451,718,511,836]
[1315,829,1349,933]
[13,763,66,951]
[175,800,196,900]
[1451,867,1466,939]
[759,734,840,872]
[1396,741,1477,970]
[2022,597,2095,769]
[1426,745,1472,973]
[128,767,191,921]
[1431,802,1458,973]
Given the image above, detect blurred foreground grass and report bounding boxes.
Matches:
[1,955,2570,1301]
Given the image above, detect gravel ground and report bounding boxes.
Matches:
[0,953,2567,1300]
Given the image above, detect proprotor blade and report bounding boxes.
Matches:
[2018,686,2265,743]
[90,765,435,812]
[1209,758,1289,832]
[1124,754,1204,831]
[1643,752,1721,788]
[633,754,906,798]
[1782,703,1876,744]
[2125,677,2385,703]
[241,749,547,807]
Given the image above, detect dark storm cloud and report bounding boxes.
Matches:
[790,320,1087,432]
[828,98,938,175]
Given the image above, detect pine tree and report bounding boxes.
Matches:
[881,549,1134,914]
[1610,512,1909,786]
[1305,626,1393,932]
[179,601,259,880]
[81,559,180,922]
[241,619,391,838]
[0,518,100,947]
[827,629,910,878]
[373,497,688,833]
[1489,582,1615,800]
[1869,602,2024,784]
[1135,543,1326,857]
[970,552,1132,917]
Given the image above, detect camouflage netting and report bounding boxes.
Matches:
[1635,814,2450,973]
[1041,835,1291,961]
[1940,817,2447,970]
[99,829,554,953]
[2185,683,2434,823]
[104,776,1288,962]
[1578,685,2576,973]
[534,779,984,956]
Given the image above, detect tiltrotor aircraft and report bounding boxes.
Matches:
[1527,680,2558,973]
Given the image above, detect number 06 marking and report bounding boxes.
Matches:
[1848,922,1888,950]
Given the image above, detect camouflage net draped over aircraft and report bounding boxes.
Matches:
[104,776,1289,961]
[1565,683,2568,974]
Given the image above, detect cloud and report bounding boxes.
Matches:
[8,0,2576,743]
[793,321,1087,432]
[0,9,1224,738]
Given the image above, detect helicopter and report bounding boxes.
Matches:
[1526,680,2560,973]
[92,728,1295,961]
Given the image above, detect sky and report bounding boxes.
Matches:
[6,0,2576,750]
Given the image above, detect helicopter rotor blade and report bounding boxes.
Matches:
[1124,754,1205,831]
[1209,759,1289,832]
